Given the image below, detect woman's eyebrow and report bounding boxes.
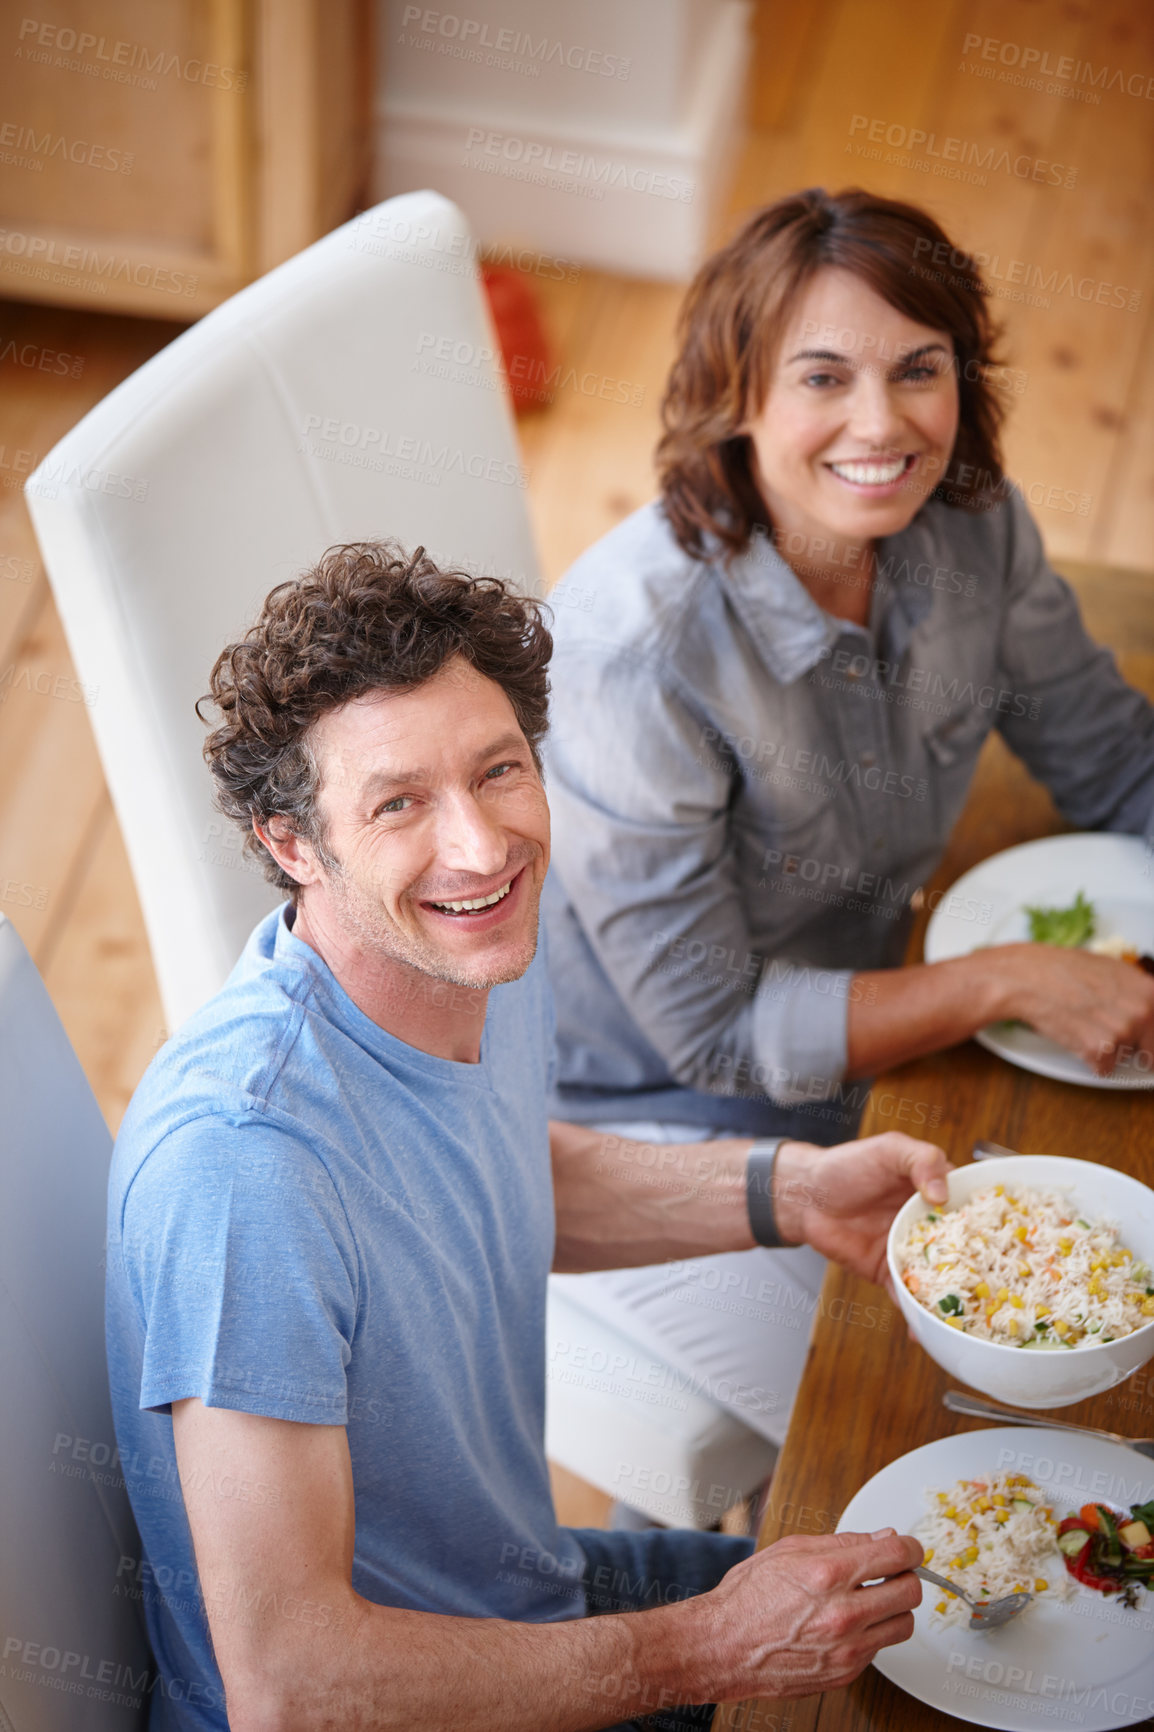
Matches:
[785,341,951,366]
[786,346,851,365]
[889,342,951,363]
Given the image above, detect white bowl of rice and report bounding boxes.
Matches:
[887,1156,1154,1408]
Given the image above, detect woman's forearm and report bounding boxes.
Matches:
[844,952,1010,1079]
[846,941,1154,1081]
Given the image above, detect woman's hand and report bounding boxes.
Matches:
[773,1132,951,1286]
[985,942,1154,1075]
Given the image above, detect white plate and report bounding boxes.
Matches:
[838,1427,1154,1730]
[924,834,1154,1089]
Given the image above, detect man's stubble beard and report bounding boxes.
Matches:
[311,853,541,992]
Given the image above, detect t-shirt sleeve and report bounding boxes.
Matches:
[120,1114,359,1423]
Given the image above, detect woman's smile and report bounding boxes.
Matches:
[825,452,920,493]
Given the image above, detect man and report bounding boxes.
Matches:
[107,542,943,1731]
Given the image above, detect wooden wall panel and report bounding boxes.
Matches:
[0,0,373,319]
[0,0,250,316]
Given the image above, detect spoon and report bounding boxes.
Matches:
[916,1564,1033,1630]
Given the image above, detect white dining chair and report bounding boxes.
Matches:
[24,189,541,1036]
[23,188,772,1531]
[0,914,151,1729]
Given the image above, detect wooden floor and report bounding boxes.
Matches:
[2,0,1152,1531]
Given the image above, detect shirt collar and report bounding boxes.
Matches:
[717,511,940,685]
[721,529,841,684]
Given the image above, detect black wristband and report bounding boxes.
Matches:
[746,1138,787,1248]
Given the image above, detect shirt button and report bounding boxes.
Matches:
[861,751,877,767]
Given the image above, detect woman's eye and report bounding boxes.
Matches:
[899,364,940,383]
[803,371,842,388]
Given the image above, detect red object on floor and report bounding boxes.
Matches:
[481,264,554,414]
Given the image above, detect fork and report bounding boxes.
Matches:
[916,1565,1032,1630]
[943,1390,1154,1459]
[972,1138,1026,1160]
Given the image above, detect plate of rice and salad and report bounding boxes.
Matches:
[839,1429,1154,1730]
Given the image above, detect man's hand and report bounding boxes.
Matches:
[697,1529,922,1702]
[773,1132,950,1287]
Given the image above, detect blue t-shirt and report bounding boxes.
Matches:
[106,906,585,1730]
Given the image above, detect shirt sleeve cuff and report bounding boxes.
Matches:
[751,963,852,1104]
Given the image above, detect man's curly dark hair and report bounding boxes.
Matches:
[198,541,553,895]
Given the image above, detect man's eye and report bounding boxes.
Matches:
[484,762,515,781]
[380,796,411,814]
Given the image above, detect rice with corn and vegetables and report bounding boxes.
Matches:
[917,1471,1073,1626]
[897,1183,1154,1347]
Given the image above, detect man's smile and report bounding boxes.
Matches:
[428,877,514,915]
[419,865,528,924]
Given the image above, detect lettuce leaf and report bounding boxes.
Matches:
[1025,890,1096,948]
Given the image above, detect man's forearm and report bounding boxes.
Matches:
[550,1120,758,1272]
[223,1582,716,1732]
[176,1402,929,1729]
[177,1400,733,1732]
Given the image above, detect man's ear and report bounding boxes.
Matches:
[252,817,322,889]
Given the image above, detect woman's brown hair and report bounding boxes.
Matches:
[657,187,1009,560]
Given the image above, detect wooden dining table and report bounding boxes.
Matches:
[715,646,1154,1732]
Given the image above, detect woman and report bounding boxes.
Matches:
[542,188,1154,1471]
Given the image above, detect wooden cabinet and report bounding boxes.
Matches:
[0,0,374,319]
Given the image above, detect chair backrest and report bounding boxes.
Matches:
[0,914,150,1730]
[25,191,540,1033]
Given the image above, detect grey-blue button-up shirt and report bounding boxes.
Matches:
[541,492,1154,1139]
